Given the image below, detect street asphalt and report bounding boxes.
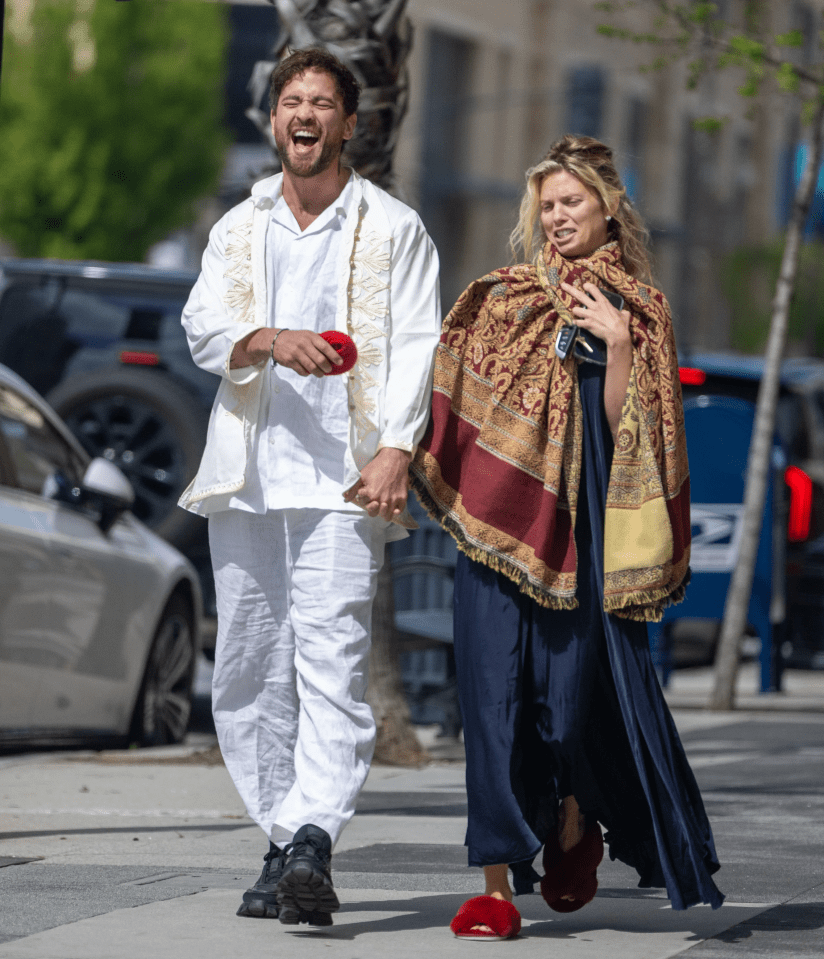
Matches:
[0,664,822,959]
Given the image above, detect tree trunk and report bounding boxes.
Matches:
[709,100,824,710]
[366,556,430,766]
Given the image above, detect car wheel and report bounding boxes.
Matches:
[46,368,208,549]
[130,594,196,747]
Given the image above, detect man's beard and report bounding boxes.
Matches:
[276,130,341,179]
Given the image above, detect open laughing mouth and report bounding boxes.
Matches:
[291,129,320,151]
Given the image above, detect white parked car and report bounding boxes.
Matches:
[0,363,201,747]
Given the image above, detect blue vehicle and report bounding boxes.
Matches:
[676,352,824,671]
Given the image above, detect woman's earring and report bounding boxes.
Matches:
[605,215,612,222]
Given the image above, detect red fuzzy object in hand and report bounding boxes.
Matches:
[320,330,358,375]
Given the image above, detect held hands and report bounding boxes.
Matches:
[561,281,632,353]
[230,328,343,376]
[342,447,412,522]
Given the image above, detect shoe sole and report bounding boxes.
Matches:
[236,897,280,919]
[276,859,340,920]
[279,906,333,927]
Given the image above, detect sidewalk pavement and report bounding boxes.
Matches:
[661,663,824,711]
[0,670,822,958]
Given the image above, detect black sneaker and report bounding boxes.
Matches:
[276,824,339,925]
[236,842,285,918]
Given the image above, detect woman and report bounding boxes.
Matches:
[410,135,723,940]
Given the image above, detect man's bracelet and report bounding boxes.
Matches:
[270,329,285,368]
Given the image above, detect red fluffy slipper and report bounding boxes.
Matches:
[450,895,521,940]
[540,821,604,913]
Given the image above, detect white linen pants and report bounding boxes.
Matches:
[209,508,387,846]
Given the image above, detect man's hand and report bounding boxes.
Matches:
[343,447,412,521]
[230,328,343,376]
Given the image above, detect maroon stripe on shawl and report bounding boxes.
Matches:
[424,391,577,573]
[667,477,691,566]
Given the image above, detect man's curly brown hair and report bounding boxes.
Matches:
[269,48,360,117]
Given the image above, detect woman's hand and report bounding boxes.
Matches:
[561,281,631,351]
[560,281,633,441]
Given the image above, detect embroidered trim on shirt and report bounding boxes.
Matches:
[347,213,389,444]
[220,214,257,420]
[224,217,255,325]
[224,381,248,419]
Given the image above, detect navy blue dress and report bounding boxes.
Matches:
[453,362,723,911]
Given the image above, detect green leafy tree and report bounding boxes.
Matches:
[721,238,824,355]
[0,0,228,261]
[598,1,824,709]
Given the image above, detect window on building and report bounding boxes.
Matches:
[621,97,647,206]
[729,132,753,247]
[780,138,824,239]
[793,2,817,65]
[421,30,476,188]
[419,29,477,307]
[566,66,605,139]
[225,3,280,144]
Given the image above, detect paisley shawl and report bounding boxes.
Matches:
[410,241,690,622]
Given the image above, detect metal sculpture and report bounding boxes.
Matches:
[247,0,412,193]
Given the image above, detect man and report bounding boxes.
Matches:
[179,48,440,926]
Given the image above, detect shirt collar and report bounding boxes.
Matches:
[270,171,354,237]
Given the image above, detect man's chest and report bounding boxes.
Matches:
[267,222,342,328]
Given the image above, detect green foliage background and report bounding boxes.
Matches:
[720,239,824,355]
[0,0,229,261]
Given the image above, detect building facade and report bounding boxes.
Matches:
[391,0,819,352]
[198,0,819,353]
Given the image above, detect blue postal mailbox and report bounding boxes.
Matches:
[648,394,785,693]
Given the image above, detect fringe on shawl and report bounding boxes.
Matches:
[603,573,690,623]
[410,461,580,612]
[411,458,688,621]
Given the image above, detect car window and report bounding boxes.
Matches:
[0,282,187,396]
[776,394,809,460]
[0,385,84,494]
[0,284,131,395]
[0,283,132,342]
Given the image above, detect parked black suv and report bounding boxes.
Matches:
[0,258,216,614]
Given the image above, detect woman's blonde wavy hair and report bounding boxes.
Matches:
[509,134,653,283]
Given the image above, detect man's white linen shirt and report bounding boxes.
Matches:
[227,176,359,515]
[178,170,441,518]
